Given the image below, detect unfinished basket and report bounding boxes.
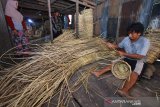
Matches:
[111,60,131,79]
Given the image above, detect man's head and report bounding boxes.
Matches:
[127,22,144,41]
[54,10,60,16]
[51,10,60,17]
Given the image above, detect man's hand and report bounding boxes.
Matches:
[117,51,126,56]
[101,39,118,49]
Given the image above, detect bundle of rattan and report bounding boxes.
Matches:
[54,30,75,42]
[79,9,93,38]
[145,30,160,63]
[0,33,118,107]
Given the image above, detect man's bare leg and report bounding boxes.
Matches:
[117,72,138,99]
[92,65,112,77]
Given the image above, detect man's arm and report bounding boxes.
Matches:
[106,42,119,49]
[118,51,145,59]
[101,40,119,49]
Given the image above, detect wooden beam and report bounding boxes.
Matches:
[47,0,54,42]
[51,3,68,8]
[80,0,96,6]
[61,4,75,12]
[21,9,48,19]
[75,0,79,37]
[54,0,73,6]
[19,2,48,11]
[51,0,56,4]
[19,1,61,12]
[69,0,95,9]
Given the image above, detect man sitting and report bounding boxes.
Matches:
[93,22,150,99]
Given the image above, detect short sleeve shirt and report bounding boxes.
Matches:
[118,36,150,56]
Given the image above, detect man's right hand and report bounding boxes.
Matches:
[13,29,18,35]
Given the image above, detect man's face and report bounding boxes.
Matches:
[55,12,59,16]
[129,32,141,41]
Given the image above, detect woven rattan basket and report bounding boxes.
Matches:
[111,60,131,79]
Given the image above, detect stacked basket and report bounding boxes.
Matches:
[145,29,160,63]
[79,9,93,38]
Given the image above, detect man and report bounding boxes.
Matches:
[93,22,150,99]
[51,11,63,38]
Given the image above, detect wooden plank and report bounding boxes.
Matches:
[80,0,96,6]
[69,0,95,8]
[51,0,56,4]
[54,0,73,6]
[19,2,48,11]
[61,4,75,11]
[19,1,62,11]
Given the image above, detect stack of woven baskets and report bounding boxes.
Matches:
[145,29,160,64]
[79,9,93,38]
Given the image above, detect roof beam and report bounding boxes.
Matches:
[61,4,75,12]
[19,1,61,11]
[51,0,56,4]
[80,0,96,6]
[55,0,73,6]
[19,2,48,11]
[68,0,95,8]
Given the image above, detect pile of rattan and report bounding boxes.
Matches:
[79,9,93,38]
[145,29,160,63]
[0,31,119,107]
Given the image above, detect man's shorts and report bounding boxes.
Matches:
[123,58,145,75]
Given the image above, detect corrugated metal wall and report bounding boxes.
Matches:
[0,0,13,55]
[107,0,121,41]
[94,0,154,41]
[93,0,108,38]
[93,2,104,36]
[138,0,154,29]
[119,0,143,37]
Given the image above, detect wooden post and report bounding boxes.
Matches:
[116,1,122,43]
[75,0,79,38]
[47,0,53,42]
[0,1,13,55]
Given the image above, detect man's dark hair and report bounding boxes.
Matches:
[127,22,144,35]
[54,9,60,13]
